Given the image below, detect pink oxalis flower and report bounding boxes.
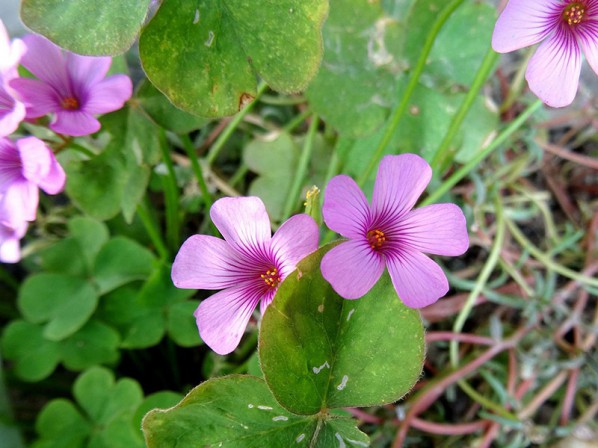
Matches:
[492,0,598,107]
[0,19,26,137]
[0,136,65,230]
[172,196,319,355]
[321,154,469,309]
[10,34,132,136]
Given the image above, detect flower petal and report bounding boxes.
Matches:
[0,180,38,225]
[259,288,277,316]
[0,220,27,264]
[17,137,65,194]
[526,25,582,107]
[65,52,111,89]
[393,203,469,256]
[322,174,370,238]
[270,213,319,278]
[51,110,101,136]
[20,35,70,93]
[9,78,61,118]
[321,239,385,299]
[0,86,25,137]
[371,154,431,223]
[0,138,21,191]
[491,0,560,53]
[194,285,261,355]
[386,250,449,308]
[578,19,598,76]
[172,234,254,290]
[210,196,272,257]
[83,75,132,114]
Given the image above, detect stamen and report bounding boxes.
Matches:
[366,229,386,250]
[61,97,80,110]
[563,2,586,25]
[260,267,281,288]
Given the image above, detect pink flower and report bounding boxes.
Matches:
[0,136,65,229]
[492,0,598,107]
[0,219,27,263]
[0,20,26,137]
[320,154,469,308]
[10,34,132,136]
[172,197,319,355]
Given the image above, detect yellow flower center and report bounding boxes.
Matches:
[61,97,80,110]
[366,229,386,250]
[563,2,586,25]
[261,267,281,289]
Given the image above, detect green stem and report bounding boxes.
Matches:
[283,108,312,134]
[506,218,598,288]
[357,0,465,186]
[450,196,505,369]
[281,115,319,221]
[431,47,500,172]
[180,134,213,211]
[158,130,181,252]
[206,82,269,165]
[137,198,170,260]
[422,99,543,206]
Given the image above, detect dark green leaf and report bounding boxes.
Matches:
[20,0,152,55]
[139,0,328,117]
[260,244,425,415]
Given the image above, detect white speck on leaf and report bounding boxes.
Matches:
[296,433,306,443]
[272,415,289,421]
[367,17,394,67]
[346,309,355,321]
[258,405,273,410]
[335,433,346,448]
[247,404,254,408]
[205,31,215,47]
[312,361,330,374]
[337,375,349,390]
[193,8,200,24]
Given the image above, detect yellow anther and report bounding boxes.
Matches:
[563,2,586,25]
[366,229,386,250]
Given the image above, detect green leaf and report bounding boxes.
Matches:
[18,274,99,341]
[65,149,128,221]
[260,244,425,415]
[136,81,210,134]
[100,264,196,348]
[68,217,110,273]
[1,321,61,382]
[167,301,202,347]
[139,0,328,117]
[142,375,368,447]
[20,0,152,55]
[32,367,144,448]
[60,321,121,371]
[133,392,184,432]
[306,0,404,137]
[32,400,91,448]
[92,237,156,295]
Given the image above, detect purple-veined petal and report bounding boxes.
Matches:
[392,203,469,256]
[194,285,262,355]
[0,180,38,225]
[83,75,132,114]
[0,138,21,191]
[51,110,101,136]
[322,174,370,239]
[492,0,561,53]
[526,25,582,107]
[20,35,70,93]
[65,52,111,89]
[172,234,255,290]
[0,86,25,137]
[270,213,319,278]
[321,239,385,299]
[259,288,277,316]
[17,137,65,194]
[577,19,598,76]
[9,78,61,118]
[386,250,449,309]
[371,154,431,224]
[210,196,272,258]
